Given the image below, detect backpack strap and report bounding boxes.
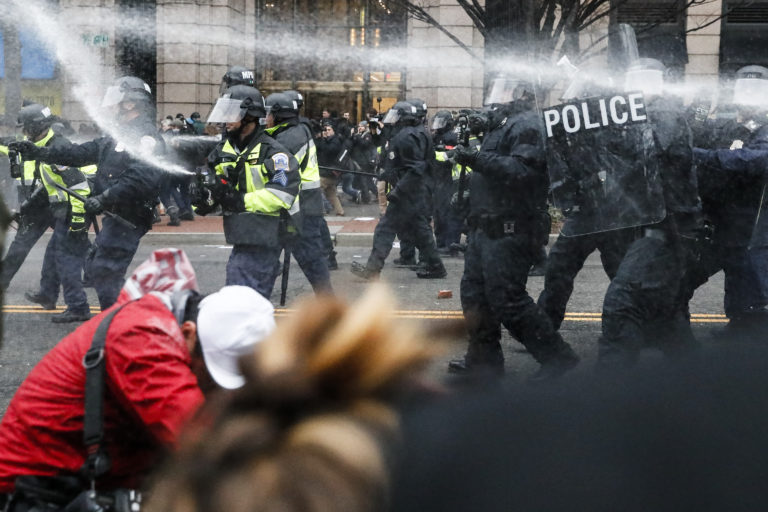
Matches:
[80,302,132,487]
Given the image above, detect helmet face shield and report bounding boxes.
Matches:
[623,69,664,97]
[207,97,246,123]
[101,86,125,108]
[382,109,400,125]
[733,78,768,107]
[484,78,530,106]
[432,116,448,130]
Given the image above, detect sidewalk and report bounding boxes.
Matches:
[147,199,382,246]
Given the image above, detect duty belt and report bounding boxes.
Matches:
[470,214,522,237]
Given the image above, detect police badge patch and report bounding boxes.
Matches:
[271,153,290,187]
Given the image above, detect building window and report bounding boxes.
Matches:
[613,0,688,78]
[720,0,768,74]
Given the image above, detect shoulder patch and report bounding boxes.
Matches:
[272,152,290,172]
[388,151,395,160]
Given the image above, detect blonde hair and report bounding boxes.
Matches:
[146,284,439,512]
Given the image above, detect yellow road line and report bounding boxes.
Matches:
[2,306,729,323]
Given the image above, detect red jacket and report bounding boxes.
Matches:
[0,294,205,492]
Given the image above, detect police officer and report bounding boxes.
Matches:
[446,77,578,378]
[3,104,93,322]
[597,59,701,367]
[393,98,436,270]
[193,85,300,299]
[1,105,57,293]
[431,110,458,253]
[10,77,165,311]
[264,92,332,294]
[687,65,768,337]
[351,100,446,280]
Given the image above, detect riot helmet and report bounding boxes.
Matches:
[101,76,152,108]
[623,58,665,97]
[484,76,536,107]
[265,92,299,121]
[207,85,266,124]
[732,65,768,109]
[467,111,489,137]
[408,98,428,121]
[220,66,256,96]
[17,103,54,140]
[283,90,304,110]
[431,110,454,132]
[382,101,419,125]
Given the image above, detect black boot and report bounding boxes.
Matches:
[393,256,417,267]
[447,358,504,377]
[328,251,339,271]
[416,263,447,279]
[24,290,56,310]
[528,344,580,382]
[51,308,91,324]
[179,208,195,221]
[351,261,379,280]
[166,206,181,226]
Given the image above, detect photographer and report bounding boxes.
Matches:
[317,123,345,216]
[0,249,275,508]
[350,121,378,203]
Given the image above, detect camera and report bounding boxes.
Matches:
[8,149,22,180]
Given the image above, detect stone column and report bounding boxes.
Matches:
[156,0,257,120]
[406,0,485,114]
[685,0,723,96]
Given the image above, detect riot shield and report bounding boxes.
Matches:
[542,92,666,236]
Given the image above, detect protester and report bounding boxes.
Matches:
[0,249,275,502]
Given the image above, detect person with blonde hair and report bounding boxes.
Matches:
[145,284,439,512]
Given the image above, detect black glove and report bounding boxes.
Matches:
[386,187,401,204]
[84,195,105,215]
[219,188,244,212]
[8,141,40,159]
[454,145,477,167]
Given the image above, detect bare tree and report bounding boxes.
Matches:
[385,0,739,65]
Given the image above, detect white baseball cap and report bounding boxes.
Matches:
[196,286,275,389]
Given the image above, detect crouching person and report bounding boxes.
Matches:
[0,249,275,511]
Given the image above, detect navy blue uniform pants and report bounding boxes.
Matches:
[0,206,53,290]
[538,225,631,330]
[460,229,571,367]
[289,214,333,294]
[227,244,282,300]
[366,199,441,272]
[87,217,147,310]
[38,217,90,312]
[599,235,698,368]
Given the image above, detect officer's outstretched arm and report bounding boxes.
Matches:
[34,138,102,168]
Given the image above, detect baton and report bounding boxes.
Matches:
[319,165,378,178]
[279,244,291,307]
[49,181,135,230]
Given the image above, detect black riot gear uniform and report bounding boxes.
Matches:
[449,100,579,377]
[351,101,446,280]
[597,94,702,367]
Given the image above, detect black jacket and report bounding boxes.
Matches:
[469,109,548,223]
[35,116,164,229]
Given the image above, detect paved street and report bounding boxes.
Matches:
[0,199,730,412]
